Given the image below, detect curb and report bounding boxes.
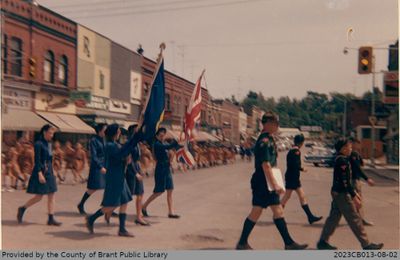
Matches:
[364,168,399,182]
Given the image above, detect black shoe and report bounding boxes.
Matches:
[111,212,119,217]
[135,219,151,226]
[77,204,86,215]
[142,209,149,217]
[285,242,308,250]
[17,207,25,224]
[168,214,180,219]
[362,219,374,226]
[118,230,135,237]
[236,243,253,250]
[308,216,323,225]
[47,219,62,226]
[317,240,338,250]
[86,216,94,234]
[363,243,384,250]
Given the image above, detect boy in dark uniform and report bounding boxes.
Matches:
[142,128,182,218]
[281,134,322,224]
[317,138,383,250]
[349,137,375,226]
[236,113,308,250]
[77,123,107,215]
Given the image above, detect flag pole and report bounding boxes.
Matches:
[138,43,166,127]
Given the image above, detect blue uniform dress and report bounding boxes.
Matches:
[27,138,57,195]
[153,140,180,193]
[101,137,138,207]
[87,135,106,190]
[126,144,144,195]
[251,132,280,208]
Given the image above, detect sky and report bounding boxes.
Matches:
[38,0,398,100]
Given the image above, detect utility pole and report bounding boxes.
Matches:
[371,54,376,167]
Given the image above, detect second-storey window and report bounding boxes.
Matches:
[10,37,22,77]
[44,50,54,83]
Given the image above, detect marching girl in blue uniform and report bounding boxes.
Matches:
[142,128,182,219]
[280,134,322,224]
[86,124,142,237]
[17,124,61,226]
[77,123,107,215]
[126,124,149,226]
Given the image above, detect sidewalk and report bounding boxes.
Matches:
[364,164,399,182]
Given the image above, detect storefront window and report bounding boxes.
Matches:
[58,55,68,86]
[10,37,22,77]
[44,50,54,83]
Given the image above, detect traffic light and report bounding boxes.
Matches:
[358,46,373,74]
[29,57,36,78]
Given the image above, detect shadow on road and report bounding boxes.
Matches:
[74,222,119,228]
[2,220,39,227]
[56,211,86,218]
[46,230,108,240]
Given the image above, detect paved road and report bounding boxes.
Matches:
[2,152,399,250]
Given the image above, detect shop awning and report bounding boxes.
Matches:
[193,131,219,142]
[2,109,48,131]
[37,112,95,134]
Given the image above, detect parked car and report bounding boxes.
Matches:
[304,147,335,167]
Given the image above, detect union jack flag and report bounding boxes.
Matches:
[176,70,205,167]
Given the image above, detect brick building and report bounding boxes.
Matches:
[1,0,93,148]
[141,56,211,130]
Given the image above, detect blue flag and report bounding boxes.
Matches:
[141,59,165,143]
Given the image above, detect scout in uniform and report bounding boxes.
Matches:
[126,124,149,226]
[86,124,142,237]
[52,141,65,183]
[236,113,308,250]
[142,128,182,219]
[349,137,375,226]
[317,138,383,250]
[280,134,322,224]
[63,141,76,183]
[77,123,107,215]
[17,124,62,226]
[73,142,87,184]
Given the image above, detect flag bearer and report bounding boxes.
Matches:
[141,128,182,219]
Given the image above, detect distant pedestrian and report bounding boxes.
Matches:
[317,138,383,250]
[63,141,76,184]
[74,142,88,183]
[52,141,65,183]
[280,134,323,224]
[236,113,308,250]
[17,124,62,226]
[77,123,107,215]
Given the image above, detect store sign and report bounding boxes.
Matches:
[2,88,32,110]
[109,99,131,114]
[70,91,91,102]
[86,95,109,111]
[130,71,142,105]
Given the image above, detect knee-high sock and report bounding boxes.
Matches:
[274,218,295,245]
[89,209,104,224]
[119,213,127,232]
[302,204,315,219]
[78,192,91,207]
[238,218,256,245]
